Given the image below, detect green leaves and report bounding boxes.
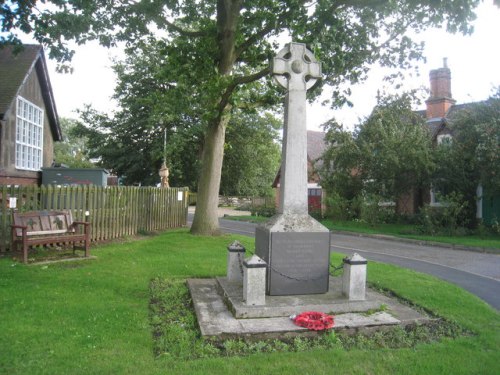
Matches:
[221,111,281,196]
[433,90,500,225]
[321,93,434,208]
[53,118,94,168]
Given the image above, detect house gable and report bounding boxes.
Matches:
[0,45,62,185]
[0,45,61,140]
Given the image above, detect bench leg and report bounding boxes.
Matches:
[84,226,90,258]
[84,239,90,257]
[22,240,28,264]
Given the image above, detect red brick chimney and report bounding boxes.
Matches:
[425,58,456,119]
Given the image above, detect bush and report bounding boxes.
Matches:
[490,217,500,235]
[417,193,469,235]
[325,192,360,221]
[309,209,323,220]
[251,206,276,217]
[359,195,396,225]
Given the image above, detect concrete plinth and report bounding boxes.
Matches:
[188,277,432,340]
[255,213,330,295]
[216,276,380,319]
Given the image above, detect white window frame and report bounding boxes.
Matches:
[430,188,442,207]
[437,134,452,145]
[15,96,44,171]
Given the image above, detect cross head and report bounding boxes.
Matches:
[272,42,321,91]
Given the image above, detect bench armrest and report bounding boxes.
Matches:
[11,224,28,229]
[71,221,91,237]
[11,224,28,240]
[72,221,90,227]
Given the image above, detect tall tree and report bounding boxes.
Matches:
[221,111,281,197]
[73,42,280,192]
[73,105,204,187]
[356,94,434,207]
[53,118,94,168]
[432,90,500,226]
[1,0,479,234]
[321,93,435,213]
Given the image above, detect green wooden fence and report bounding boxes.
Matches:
[0,185,189,252]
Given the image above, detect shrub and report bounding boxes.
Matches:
[359,195,396,225]
[490,217,500,235]
[324,192,360,221]
[417,193,469,235]
[251,206,276,217]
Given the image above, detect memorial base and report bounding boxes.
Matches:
[255,213,330,296]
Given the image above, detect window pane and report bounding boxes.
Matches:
[16,120,21,141]
[27,148,32,169]
[22,145,27,168]
[15,97,44,171]
[22,121,27,143]
[16,144,21,167]
[36,149,42,169]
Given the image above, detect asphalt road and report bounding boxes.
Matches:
[188,214,500,310]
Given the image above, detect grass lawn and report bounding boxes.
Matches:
[0,229,498,374]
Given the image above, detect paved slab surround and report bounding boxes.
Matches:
[216,276,380,319]
[187,278,432,340]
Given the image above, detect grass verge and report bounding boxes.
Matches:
[224,216,500,251]
[322,219,500,251]
[0,230,498,375]
[224,215,270,224]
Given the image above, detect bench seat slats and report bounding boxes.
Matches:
[24,229,70,236]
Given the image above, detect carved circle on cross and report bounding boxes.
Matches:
[272,42,322,91]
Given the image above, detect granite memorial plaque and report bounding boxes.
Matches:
[269,232,330,295]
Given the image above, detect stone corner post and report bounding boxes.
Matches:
[227,240,245,282]
[243,255,267,306]
[342,253,368,301]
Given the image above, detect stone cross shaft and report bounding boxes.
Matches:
[272,42,321,214]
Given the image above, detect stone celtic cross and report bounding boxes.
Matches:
[272,42,321,91]
[272,42,321,214]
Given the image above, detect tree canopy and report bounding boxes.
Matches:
[0,0,480,234]
[321,93,434,213]
[53,117,94,168]
[221,111,281,197]
[72,41,281,192]
[432,90,500,226]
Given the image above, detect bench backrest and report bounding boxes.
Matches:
[12,210,75,237]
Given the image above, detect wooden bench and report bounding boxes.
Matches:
[11,210,91,263]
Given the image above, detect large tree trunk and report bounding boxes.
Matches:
[190,0,241,235]
[190,113,231,235]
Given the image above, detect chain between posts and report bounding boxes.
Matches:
[237,251,244,277]
[241,247,344,282]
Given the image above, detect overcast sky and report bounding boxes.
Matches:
[39,1,500,131]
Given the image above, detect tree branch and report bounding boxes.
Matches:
[213,66,272,126]
[234,22,277,60]
[163,19,208,37]
[232,66,271,86]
